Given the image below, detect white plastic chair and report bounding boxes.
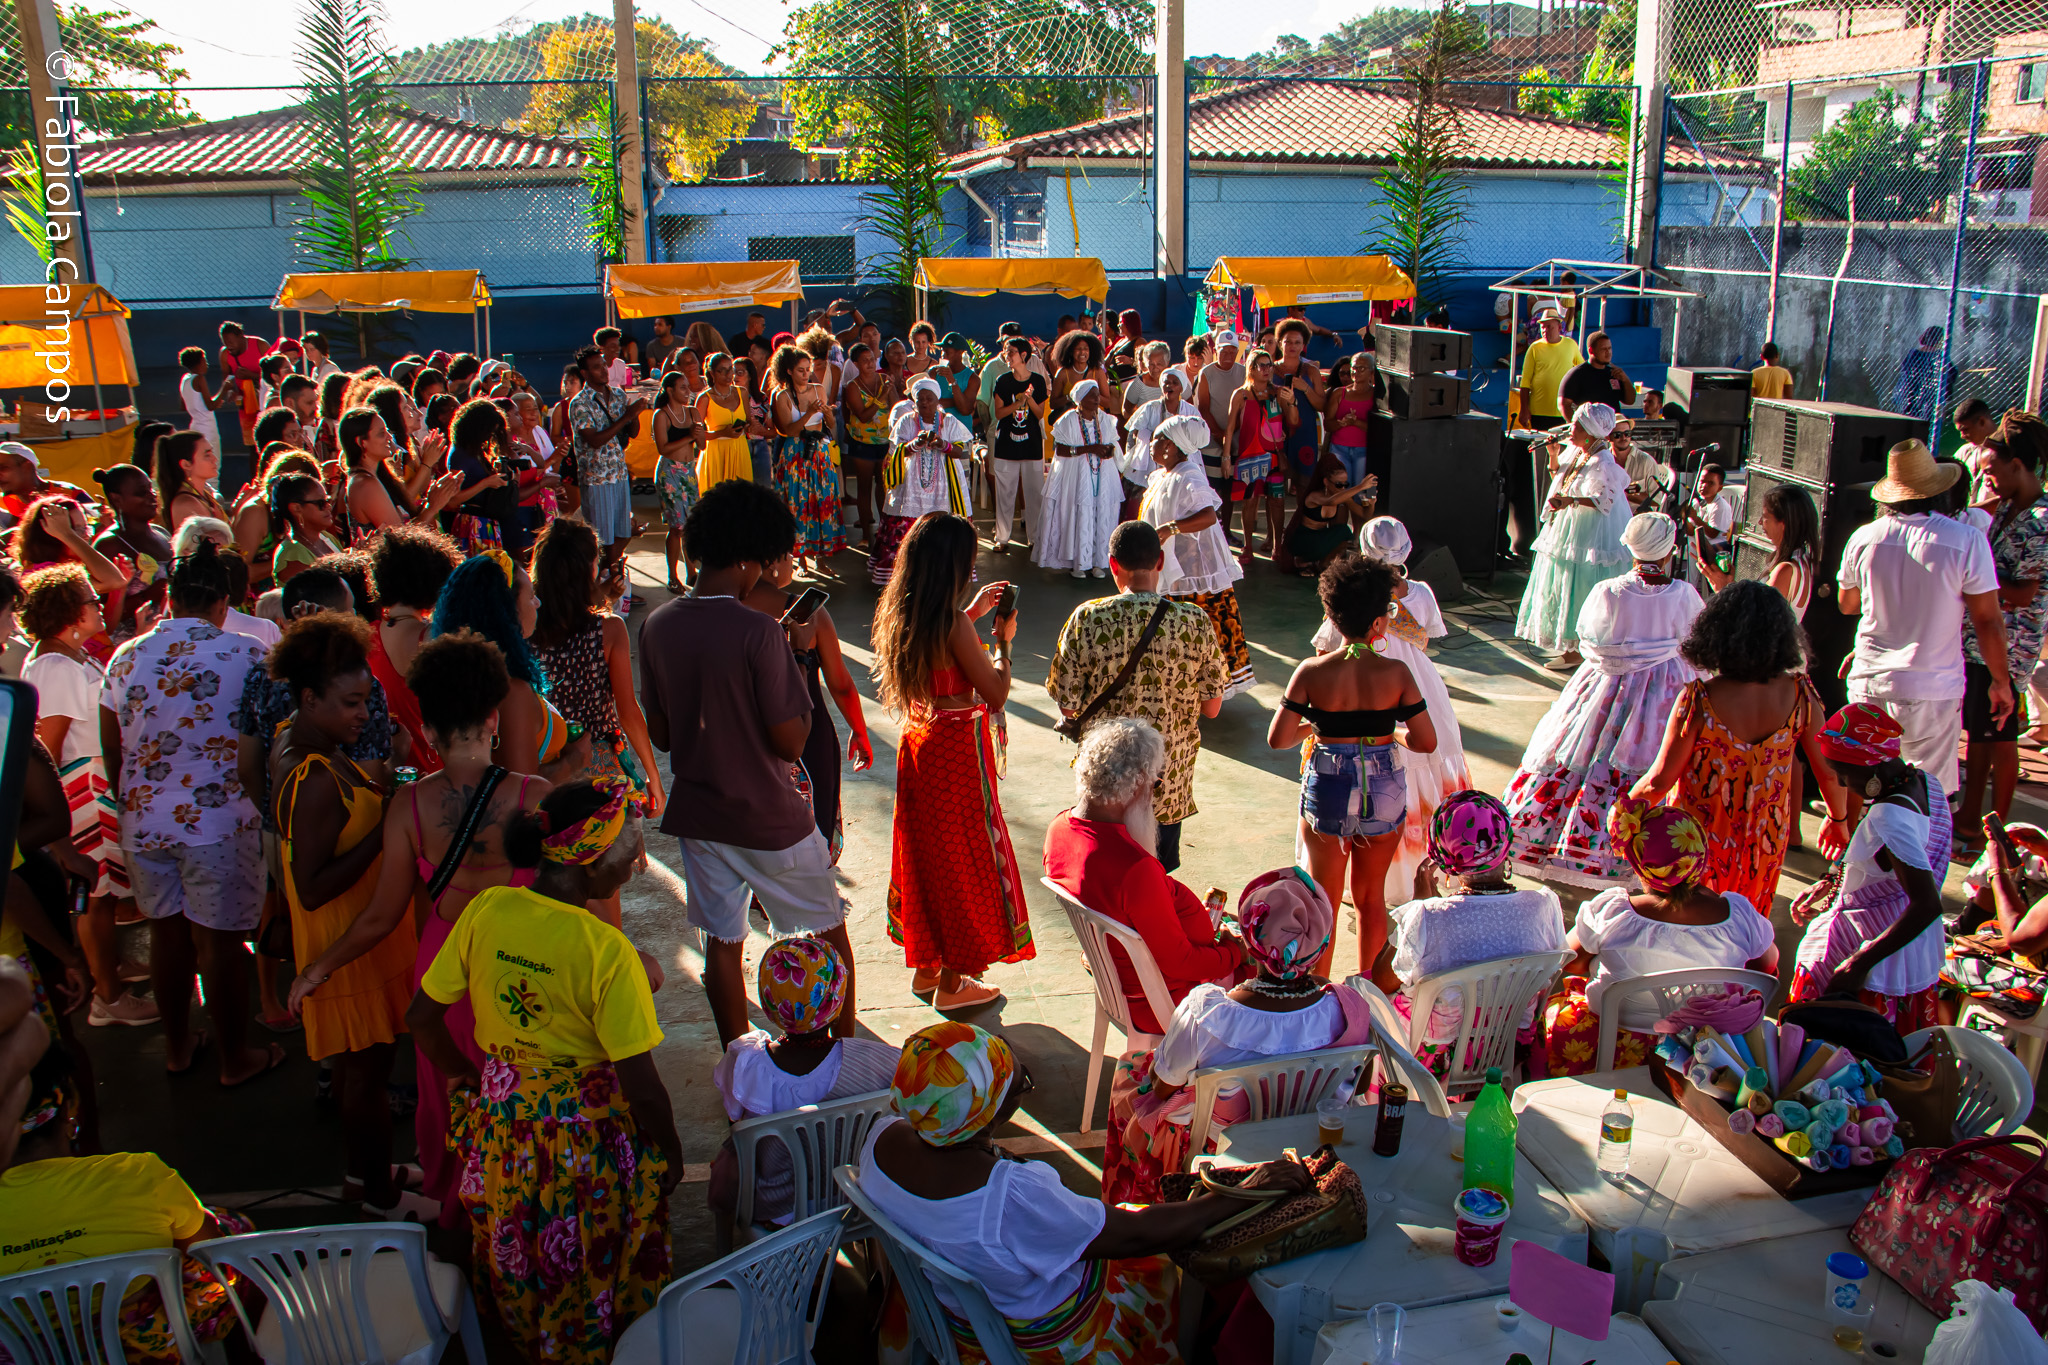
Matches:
[1184,1043,1375,1165]
[1344,975,1452,1118]
[1956,998,2048,1080]
[189,1222,482,1365]
[731,1088,893,1246]
[832,1165,1026,1365]
[1402,950,1571,1095]
[0,1248,226,1365]
[611,1208,845,1365]
[1589,966,1780,1074]
[1042,875,1177,1132]
[1904,1024,2037,1140]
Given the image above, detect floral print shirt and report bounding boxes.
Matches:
[1046,592,1227,825]
[1965,499,2048,680]
[100,619,267,850]
[568,383,632,488]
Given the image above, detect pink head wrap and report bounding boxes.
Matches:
[1237,868,1335,980]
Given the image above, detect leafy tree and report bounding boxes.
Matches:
[0,5,196,150]
[774,0,1151,168]
[1367,1,1477,310]
[292,0,421,358]
[1785,88,1944,222]
[580,91,626,264]
[845,0,947,325]
[1517,46,1633,131]
[1223,8,1438,75]
[518,20,755,180]
[1,146,51,266]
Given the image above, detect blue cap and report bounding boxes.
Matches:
[1826,1252,1869,1279]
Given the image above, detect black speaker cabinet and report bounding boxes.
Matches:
[1733,466,1878,714]
[1748,399,1924,488]
[1665,367,1755,426]
[1678,420,1749,470]
[1384,372,1472,420]
[1366,410,1502,577]
[1372,323,1473,376]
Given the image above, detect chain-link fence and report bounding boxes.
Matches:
[1657,47,2048,440]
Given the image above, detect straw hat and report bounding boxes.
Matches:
[1871,439,1960,505]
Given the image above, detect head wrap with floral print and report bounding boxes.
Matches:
[1816,702,1903,766]
[889,1021,1017,1146]
[1607,796,1709,894]
[757,934,848,1035]
[1237,868,1335,980]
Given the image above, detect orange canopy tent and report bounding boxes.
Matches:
[0,283,139,487]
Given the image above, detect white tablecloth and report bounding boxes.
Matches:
[1312,1304,1674,1365]
[1212,1109,1588,1365]
[1642,1227,1939,1364]
[1512,1067,1872,1311]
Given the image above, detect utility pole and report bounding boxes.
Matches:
[1629,0,1672,267]
[1155,0,1185,280]
[14,0,88,282]
[613,0,648,265]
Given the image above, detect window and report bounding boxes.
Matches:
[2021,63,2048,104]
[749,234,855,280]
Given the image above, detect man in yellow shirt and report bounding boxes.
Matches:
[1752,342,1794,400]
[1518,308,1582,426]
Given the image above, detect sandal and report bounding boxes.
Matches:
[220,1041,289,1088]
[165,1029,211,1076]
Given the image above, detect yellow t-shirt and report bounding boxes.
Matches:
[420,885,661,1067]
[1520,338,1584,419]
[0,1154,208,1275]
[1752,364,1794,400]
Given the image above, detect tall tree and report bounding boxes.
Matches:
[1366,1,1480,310]
[774,0,1150,170]
[0,5,197,150]
[293,0,421,357]
[518,20,756,181]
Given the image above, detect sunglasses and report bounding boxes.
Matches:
[294,497,331,508]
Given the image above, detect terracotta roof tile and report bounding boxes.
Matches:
[953,78,1736,173]
[80,105,586,186]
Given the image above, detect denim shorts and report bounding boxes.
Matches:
[1300,741,1406,841]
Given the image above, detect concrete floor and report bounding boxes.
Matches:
[70,513,2000,1302]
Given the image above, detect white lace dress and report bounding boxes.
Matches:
[1389,886,1567,1042]
[1514,444,1633,651]
[1502,573,1704,890]
[1309,579,1472,902]
[1036,408,1123,573]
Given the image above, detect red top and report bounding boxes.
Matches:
[369,632,441,776]
[1042,810,1241,1034]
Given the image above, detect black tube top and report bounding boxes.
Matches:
[1281,694,1429,738]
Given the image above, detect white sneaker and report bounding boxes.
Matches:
[89,990,160,1027]
[1071,569,1088,579]
[1090,567,1108,578]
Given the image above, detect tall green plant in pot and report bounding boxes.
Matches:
[855,0,947,328]
[293,0,420,361]
[1365,0,1478,312]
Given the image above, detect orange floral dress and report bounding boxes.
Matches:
[1668,676,1820,914]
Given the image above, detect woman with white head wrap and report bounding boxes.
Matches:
[1119,367,1207,489]
[1140,414,1254,697]
[1501,507,1706,890]
[1513,398,1633,670]
[1307,516,1473,902]
[1037,376,1123,578]
[869,377,974,585]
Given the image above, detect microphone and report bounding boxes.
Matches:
[1686,442,1722,458]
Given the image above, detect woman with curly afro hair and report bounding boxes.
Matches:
[1629,577,1851,912]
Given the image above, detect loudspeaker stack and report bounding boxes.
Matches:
[1735,398,1927,710]
[1368,324,1502,578]
[1663,366,1753,468]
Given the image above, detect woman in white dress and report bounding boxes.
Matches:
[1139,414,1253,699]
[1311,517,1473,904]
[1037,379,1123,579]
[871,377,972,586]
[1516,402,1633,669]
[1502,512,1704,890]
[1118,368,1206,492]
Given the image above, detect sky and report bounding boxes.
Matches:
[110,0,1378,119]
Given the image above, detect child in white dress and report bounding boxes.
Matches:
[1140,414,1254,698]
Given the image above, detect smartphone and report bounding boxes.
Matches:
[781,586,830,626]
[1989,813,2022,867]
[995,583,1018,619]
[0,681,35,867]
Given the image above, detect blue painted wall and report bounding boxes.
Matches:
[0,182,596,306]
[650,182,891,278]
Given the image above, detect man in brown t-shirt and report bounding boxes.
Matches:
[640,480,855,1045]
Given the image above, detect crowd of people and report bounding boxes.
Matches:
[0,302,2042,1365]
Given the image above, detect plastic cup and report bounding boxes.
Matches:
[1368,1302,1404,1362]
[1495,1300,1523,1332]
[1825,1251,1870,1315]
[1318,1094,1348,1148]
[1453,1187,1511,1267]
[1446,1103,1468,1162]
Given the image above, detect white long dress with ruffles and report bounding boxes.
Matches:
[1502,572,1703,890]
[1514,443,1633,652]
[1036,408,1123,573]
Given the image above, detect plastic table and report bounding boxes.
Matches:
[1311,1304,1675,1365]
[1212,1110,1589,1365]
[1641,1227,1940,1364]
[1512,1066,1873,1311]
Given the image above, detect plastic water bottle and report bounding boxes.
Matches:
[1598,1088,1635,1183]
[1463,1067,1518,1204]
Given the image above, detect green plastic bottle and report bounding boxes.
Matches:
[1463,1066,1518,1205]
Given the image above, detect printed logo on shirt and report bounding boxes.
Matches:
[4,1228,84,1257]
[494,969,551,1031]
